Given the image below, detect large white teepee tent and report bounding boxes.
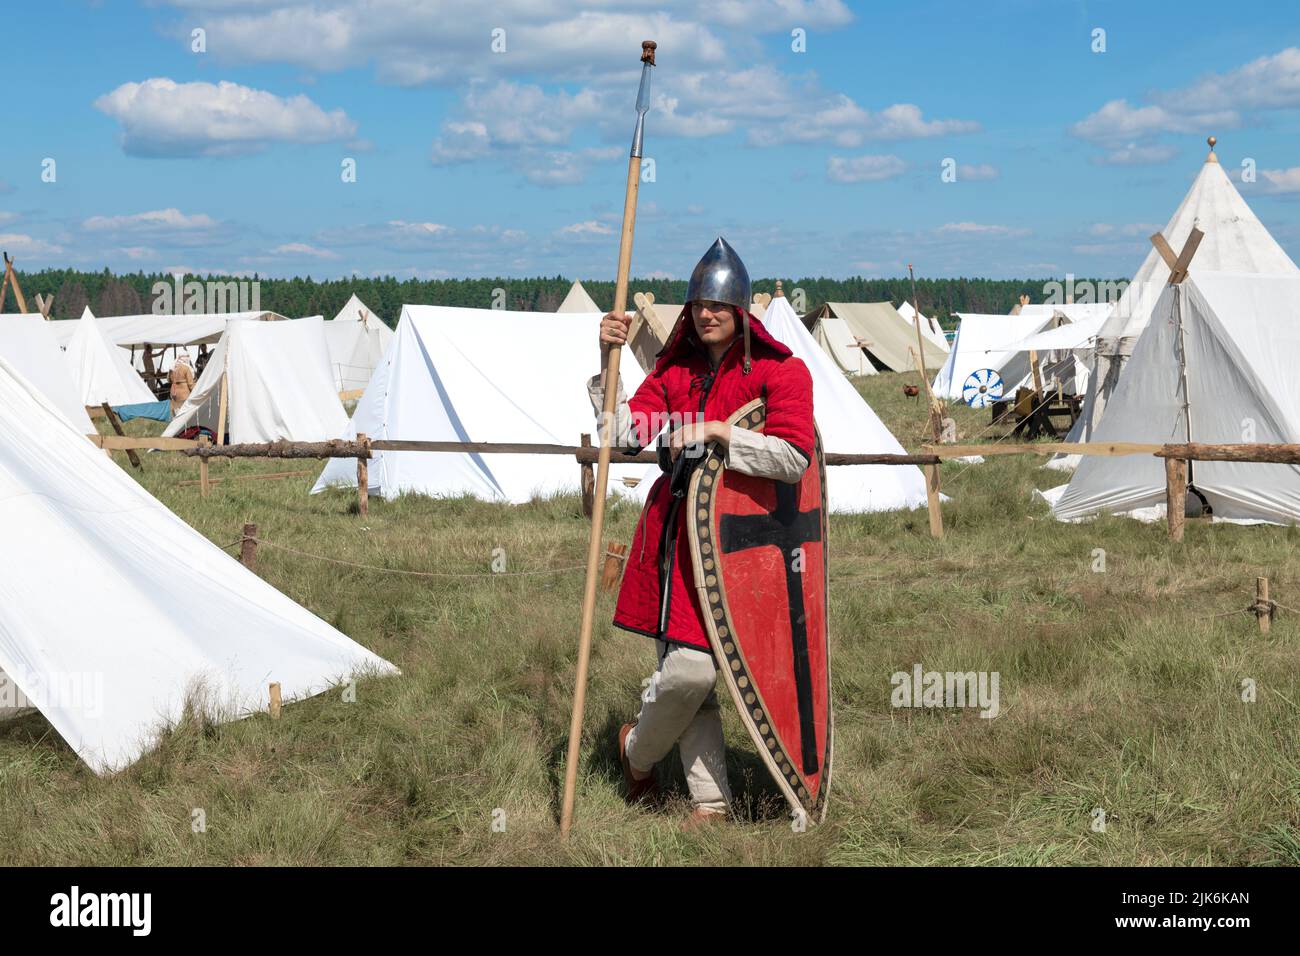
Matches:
[0,353,397,773]
[761,293,932,513]
[314,305,653,503]
[162,316,347,443]
[324,295,395,393]
[0,314,95,434]
[63,307,155,407]
[557,280,602,313]
[1073,139,1300,446]
[1047,272,1300,525]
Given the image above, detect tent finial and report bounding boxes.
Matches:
[1206,136,1218,163]
[774,279,785,298]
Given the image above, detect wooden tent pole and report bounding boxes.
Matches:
[560,40,656,839]
[216,351,229,447]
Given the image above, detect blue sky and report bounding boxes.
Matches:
[1,0,1297,281]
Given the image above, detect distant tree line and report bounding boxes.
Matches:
[12,268,1123,332]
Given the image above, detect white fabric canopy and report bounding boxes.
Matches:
[761,295,932,513]
[163,317,347,443]
[325,296,394,393]
[314,305,653,503]
[932,312,1055,401]
[1002,312,1108,354]
[0,315,95,434]
[0,353,397,773]
[52,311,289,349]
[63,307,155,407]
[1051,272,1300,525]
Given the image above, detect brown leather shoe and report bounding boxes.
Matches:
[679,807,728,832]
[619,723,659,805]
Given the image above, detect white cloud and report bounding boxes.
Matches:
[558,220,614,237]
[1256,167,1300,195]
[937,222,1031,238]
[80,208,232,247]
[826,154,906,183]
[94,78,357,157]
[83,208,218,232]
[956,163,999,181]
[0,233,63,257]
[269,243,340,259]
[1090,142,1179,166]
[1157,47,1300,113]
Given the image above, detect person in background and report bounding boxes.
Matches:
[169,354,195,417]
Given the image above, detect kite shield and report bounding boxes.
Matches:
[686,398,832,822]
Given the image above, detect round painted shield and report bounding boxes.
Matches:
[686,398,833,822]
[962,368,1004,408]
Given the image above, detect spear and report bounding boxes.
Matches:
[560,39,656,838]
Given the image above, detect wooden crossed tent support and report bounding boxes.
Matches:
[0,253,53,317]
[1149,223,1205,539]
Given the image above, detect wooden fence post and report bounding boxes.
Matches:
[198,436,211,497]
[356,433,370,518]
[601,541,627,592]
[924,463,943,538]
[1165,457,1187,542]
[268,682,282,720]
[240,522,258,570]
[580,433,595,518]
[1255,577,1272,634]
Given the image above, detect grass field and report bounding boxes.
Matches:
[1,370,1296,865]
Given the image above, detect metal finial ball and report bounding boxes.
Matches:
[1208,136,1217,148]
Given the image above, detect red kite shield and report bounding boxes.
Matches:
[686,398,832,822]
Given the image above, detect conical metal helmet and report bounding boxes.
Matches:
[685,237,751,312]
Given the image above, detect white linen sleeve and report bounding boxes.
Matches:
[724,426,809,484]
[586,373,635,447]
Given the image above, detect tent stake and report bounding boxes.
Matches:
[560,39,656,839]
[1255,577,1273,634]
[101,403,142,470]
[601,541,628,593]
[240,523,258,570]
[269,682,282,719]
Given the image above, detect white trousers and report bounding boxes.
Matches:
[625,641,732,813]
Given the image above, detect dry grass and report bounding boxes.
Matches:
[0,372,1295,865]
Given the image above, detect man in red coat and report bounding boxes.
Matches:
[591,238,815,828]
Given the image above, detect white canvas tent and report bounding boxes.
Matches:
[0,352,397,773]
[760,294,932,512]
[557,280,601,313]
[932,312,1055,401]
[162,316,347,443]
[63,307,155,407]
[314,305,653,503]
[0,315,95,434]
[1074,141,1300,446]
[897,300,950,352]
[810,312,878,376]
[324,295,394,394]
[806,302,947,373]
[1047,272,1300,524]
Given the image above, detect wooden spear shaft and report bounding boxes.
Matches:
[560,40,656,838]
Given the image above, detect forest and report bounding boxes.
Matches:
[12,268,1122,331]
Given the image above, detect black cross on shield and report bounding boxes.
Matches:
[719,481,822,775]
